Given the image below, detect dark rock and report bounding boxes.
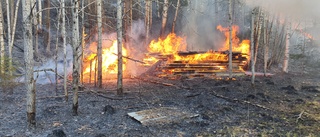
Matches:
[286,90,298,95]
[246,94,255,100]
[103,105,115,115]
[47,129,66,137]
[281,85,297,91]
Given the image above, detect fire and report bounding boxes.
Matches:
[83,40,127,81]
[148,33,187,54]
[143,33,187,66]
[217,25,250,55]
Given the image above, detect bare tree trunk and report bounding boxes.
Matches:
[145,0,150,45]
[250,8,256,85]
[62,0,68,101]
[6,0,11,73]
[283,21,290,73]
[23,0,36,128]
[160,0,168,38]
[55,4,62,93]
[124,0,132,45]
[80,0,85,85]
[263,12,268,76]
[172,0,180,33]
[149,0,152,30]
[156,0,160,18]
[228,0,233,78]
[45,0,51,54]
[117,0,123,95]
[0,0,4,74]
[72,0,80,116]
[254,8,263,64]
[97,0,102,88]
[34,1,39,58]
[8,0,20,75]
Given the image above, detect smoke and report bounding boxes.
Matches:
[126,20,148,77]
[180,0,236,51]
[18,44,74,85]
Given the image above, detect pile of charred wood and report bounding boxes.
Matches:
[144,51,249,79]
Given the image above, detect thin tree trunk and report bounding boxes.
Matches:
[55,4,62,93]
[6,0,11,73]
[250,8,256,85]
[172,0,180,33]
[23,0,36,128]
[80,0,85,85]
[254,8,263,64]
[0,0,4,74]
[156,0,160,18]
[45,0,51,54]
[62,0,68,101]
[149,0,152,31]
[34,0,41,58]
[283,21,290,73]
[8,0,20,75]
[117,0,123,95]
[160,0,168,38]
[268,14,280,68]
[263,12,268,76]
[72,0,80,116]
[97,0,102,88]
[228,0,233,78]
[145,0,150,45]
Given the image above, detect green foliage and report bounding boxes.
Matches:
[0,56,21,92]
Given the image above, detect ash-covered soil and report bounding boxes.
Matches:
[1,71,320,137]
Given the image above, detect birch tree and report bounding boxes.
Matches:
[263,12,269,76]
[117,0,123,95]
[160,0,168,38]
[250,8,256,85]
[55,3,62,93]
[228,0,233,78]
[283,21,290,73]
[62,0,67,100]
[23,0,36,127]
[145,0,151,45]
[8,0,20,75]
[31,0,39,58]
[6,0,11,61]
[97,0,102,88]
[80,0,85,85]
[45,0,51,54]
[72,0,80,115]
[254,8,263,64]
[0,0,4,74]
[172,0,180,33]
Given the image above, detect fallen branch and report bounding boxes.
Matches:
[88,90,135,100]
[135,77,191,90]
[34,68,72,84]
[211,91,271,110]
[112,53,146,64]
[296,110,305,123]
[37,95,65,100]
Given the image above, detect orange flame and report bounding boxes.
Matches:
[83,40,127,81]
[148,33,187,54]
[217,25,250,55]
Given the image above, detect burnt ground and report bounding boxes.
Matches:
[0,70,320,137]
